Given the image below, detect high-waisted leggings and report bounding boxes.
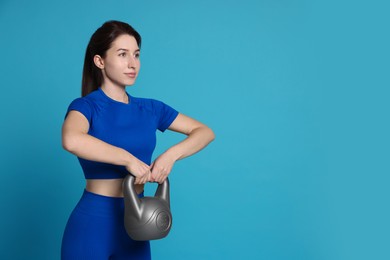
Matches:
[61,189,151,260]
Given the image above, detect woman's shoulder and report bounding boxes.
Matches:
[67,90,106,116]
[70,89,104,105]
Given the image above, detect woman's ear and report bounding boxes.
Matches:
[93,55,105,69]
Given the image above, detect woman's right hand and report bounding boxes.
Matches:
[125,155,152,184]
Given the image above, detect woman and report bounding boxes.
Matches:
[61,20,215,260]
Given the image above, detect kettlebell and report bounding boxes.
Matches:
[123,175,172,241]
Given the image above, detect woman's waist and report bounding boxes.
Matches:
[86,178,144,197]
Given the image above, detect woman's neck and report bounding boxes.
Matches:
[101,85,129,104]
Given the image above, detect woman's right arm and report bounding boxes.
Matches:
[62,110,151,184]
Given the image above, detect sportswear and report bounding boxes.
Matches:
[65,87,179,179]
[61,190,151,260]
[61,88,178,259]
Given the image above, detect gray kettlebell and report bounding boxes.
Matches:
[123,175,172,241]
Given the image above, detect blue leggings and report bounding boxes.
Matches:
[61,190,151,260]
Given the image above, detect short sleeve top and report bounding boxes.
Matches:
[65,88,179,179]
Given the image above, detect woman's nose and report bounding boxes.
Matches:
[128,56,137,68]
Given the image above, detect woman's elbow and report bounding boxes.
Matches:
[205,126,216,143]
[62,133,79,153]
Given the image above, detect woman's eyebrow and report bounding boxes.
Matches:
[116,48,140,52]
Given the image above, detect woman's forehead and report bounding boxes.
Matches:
[111,34,139,50]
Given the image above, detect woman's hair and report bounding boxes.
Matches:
[81,20,142,97]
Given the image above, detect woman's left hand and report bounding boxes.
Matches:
[150,153,176,184]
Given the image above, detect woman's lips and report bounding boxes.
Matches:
[125,73,136,78]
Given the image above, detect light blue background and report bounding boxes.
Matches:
[0,0,389,259]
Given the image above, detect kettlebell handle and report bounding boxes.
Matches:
[123,175,171,209]
[154,177,170,208]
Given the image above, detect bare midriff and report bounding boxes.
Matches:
[86,179,144,197]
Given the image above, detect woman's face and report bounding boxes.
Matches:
[97,34,141,87]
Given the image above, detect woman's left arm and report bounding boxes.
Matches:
[150,113,215,183]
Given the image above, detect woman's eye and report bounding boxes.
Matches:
[119,52,126,57]
[134,53,140,59]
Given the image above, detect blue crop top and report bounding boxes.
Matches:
[65,88,179,179]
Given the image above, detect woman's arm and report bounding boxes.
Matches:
[62,110,151,184]
[150,113,215,183]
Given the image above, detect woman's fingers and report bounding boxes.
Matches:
[156,173,168,184]
[126,154,175,184]
[151,159,173,184]
[126,156,151,184]
[137,166,151,184]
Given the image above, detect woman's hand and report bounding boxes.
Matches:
[125,155,151,184]
[150,153,177,184]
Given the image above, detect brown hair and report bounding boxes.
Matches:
[81,20,141,97]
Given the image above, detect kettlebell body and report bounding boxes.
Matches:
[123,175,172,241]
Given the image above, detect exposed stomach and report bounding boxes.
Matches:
[86,179,144,197]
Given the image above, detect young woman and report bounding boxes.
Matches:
[61,20,215,260]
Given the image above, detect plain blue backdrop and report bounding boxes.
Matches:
[0,0,389,259]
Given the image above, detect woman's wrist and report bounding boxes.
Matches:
[121,149,134,167]
[164,147,182,162]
